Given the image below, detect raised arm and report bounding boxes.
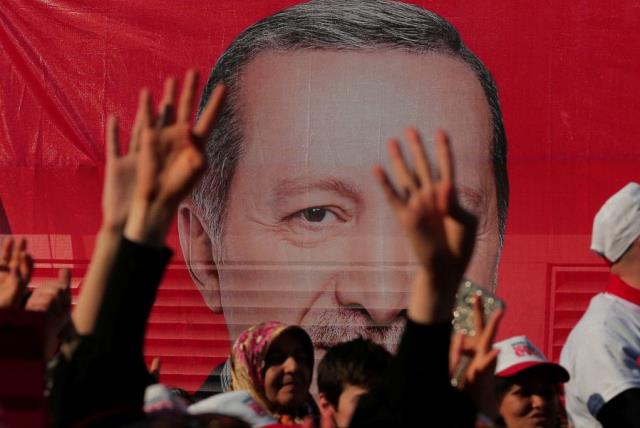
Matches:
[350,128,478,428]
[0,237,31,308]
[373,128,477,323]
[72,78,177,335]
[52,71,225,428]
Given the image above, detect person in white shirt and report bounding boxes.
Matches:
[560,182,640,428]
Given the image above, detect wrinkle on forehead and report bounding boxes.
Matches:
[238,49,491,166]
[233,49,495,223]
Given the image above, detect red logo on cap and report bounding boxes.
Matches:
[512,341,543,358]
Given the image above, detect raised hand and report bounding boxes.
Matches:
[100,114,138,232]
[0,237,32,308]
[102,78,179,231]
[373,129,477,322]
[124,70,225,246]
[374,129,477,279]
[26,268,72,357]
[149,356,162,382]
[449,298,502,419]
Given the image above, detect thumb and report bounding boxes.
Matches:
[149,357,162,380]
[57,268,71,289]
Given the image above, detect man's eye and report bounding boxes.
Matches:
[280,205,350,239]
[301,207,329,222]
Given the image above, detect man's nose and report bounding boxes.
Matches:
[334,210,416,324]
[334,268,412,324]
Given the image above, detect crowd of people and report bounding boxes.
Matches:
[2,1,640,427]
[1,67,638,427]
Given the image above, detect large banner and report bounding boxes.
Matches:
[2,0,639,393]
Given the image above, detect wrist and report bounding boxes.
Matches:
[98,221,125,238]
[407,267,458,324]
[124,200,174,248]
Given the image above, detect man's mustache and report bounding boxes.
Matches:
[302,305,406,352]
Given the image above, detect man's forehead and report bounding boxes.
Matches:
[237,49,493,170]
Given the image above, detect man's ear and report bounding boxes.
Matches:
[178,198,222,313]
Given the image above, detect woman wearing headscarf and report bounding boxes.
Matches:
[189,321,317,427]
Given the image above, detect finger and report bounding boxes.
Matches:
[17,237,26,252]
[129,91,148,153]
[0,237,14,265]
[9,238,25,270]
[160,148,206,204]
[192,84,226,139]
[57,268,71,289]
[149,357,162,378]
[472,297,485,335]
[387,139,418,194]
[57,273,72,309]
[449,332,464,371]
[479,308,504,350]
[435,130,456,215]
[435,130,454,185]
[25,298,46,312]
[136,88,154,134]
[373,165,403,210]
[25,288,54,311]
[405,128,433,192]
[156,77,177,128]
[476,348,500,373]
[177,69,198,124]
[19,252,33,285]
[105,115,120,160]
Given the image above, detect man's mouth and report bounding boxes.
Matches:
[302,307,405,352]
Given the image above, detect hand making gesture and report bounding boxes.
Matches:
[450,297,503,419]
[0,237,32,309]
[123,70,225,246]
[74,71,225,335]
[373,128,477,323]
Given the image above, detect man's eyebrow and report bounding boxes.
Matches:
[271,177,362,201]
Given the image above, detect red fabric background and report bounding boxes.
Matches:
[2,0,640,390]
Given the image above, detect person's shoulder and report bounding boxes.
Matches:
[188,390,278,427]
[564,294,609,336]
[596,293,640,343]
[561,294,614,362]
[602,292,640,322]
[188,390,251,414]
[561,292,640,378]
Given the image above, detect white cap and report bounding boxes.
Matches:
[591,182,640,263]
[494,335,569,382]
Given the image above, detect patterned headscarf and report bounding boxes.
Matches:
[230,321,315,424]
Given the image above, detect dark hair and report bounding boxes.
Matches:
[317,337,392,407]
[495,376,515,403]
[495,368,564,428]
[193,0,509,278]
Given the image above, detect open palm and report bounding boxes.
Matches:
[373,129,477,285]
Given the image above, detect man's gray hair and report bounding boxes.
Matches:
[192,0,509,254]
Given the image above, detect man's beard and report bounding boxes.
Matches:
[302,306,406,353]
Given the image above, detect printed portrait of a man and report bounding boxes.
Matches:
[176,0,508,393]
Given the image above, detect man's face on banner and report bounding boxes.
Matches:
[181,50,499,352]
